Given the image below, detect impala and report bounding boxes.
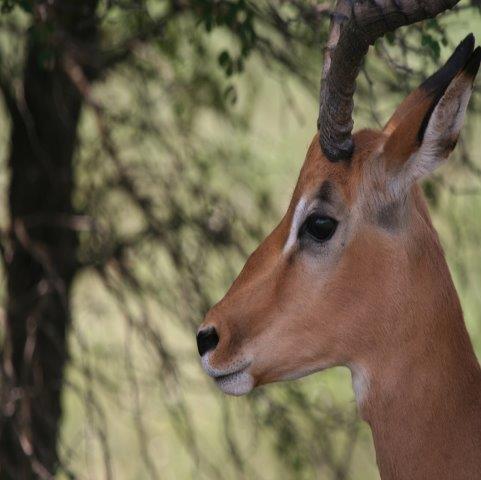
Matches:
[196,0,481,478]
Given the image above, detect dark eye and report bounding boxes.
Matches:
[301,215,337,242]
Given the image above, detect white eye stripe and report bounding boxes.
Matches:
[283,196,308,254]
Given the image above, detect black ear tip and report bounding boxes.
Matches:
[421,33,475,94]
[461,33,475,48]
[463,46,481,79]
[453,33,475,58]
[457,33,475,53]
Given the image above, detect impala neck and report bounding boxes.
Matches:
[359,333,481,479]
[354,204,481,479]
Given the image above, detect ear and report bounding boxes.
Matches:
[382,35,481,194]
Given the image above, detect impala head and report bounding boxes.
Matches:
[197,0,480,397]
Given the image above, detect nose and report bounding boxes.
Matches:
[196,326,219,356]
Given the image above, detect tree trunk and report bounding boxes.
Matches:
[0,3,98,478]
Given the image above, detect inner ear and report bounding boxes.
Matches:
[383,34,475,138]
[382,39,480,184]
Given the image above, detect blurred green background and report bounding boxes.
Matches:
[0,2,480,479]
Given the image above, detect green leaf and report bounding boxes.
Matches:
[421,33,440,60]
[218,50,231,67]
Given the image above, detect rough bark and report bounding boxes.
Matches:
[0,2,98,478]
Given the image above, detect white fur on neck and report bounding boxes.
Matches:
[349,363,370,407]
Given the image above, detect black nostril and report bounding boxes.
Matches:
[197,327,219,356]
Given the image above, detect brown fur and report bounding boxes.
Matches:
[199,46,481,479]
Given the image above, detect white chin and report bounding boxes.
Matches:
[215,370,254,396]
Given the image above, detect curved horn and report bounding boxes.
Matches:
[318,0,461,162]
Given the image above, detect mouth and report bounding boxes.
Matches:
[201,354,254,396]
[213,366,254,396]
